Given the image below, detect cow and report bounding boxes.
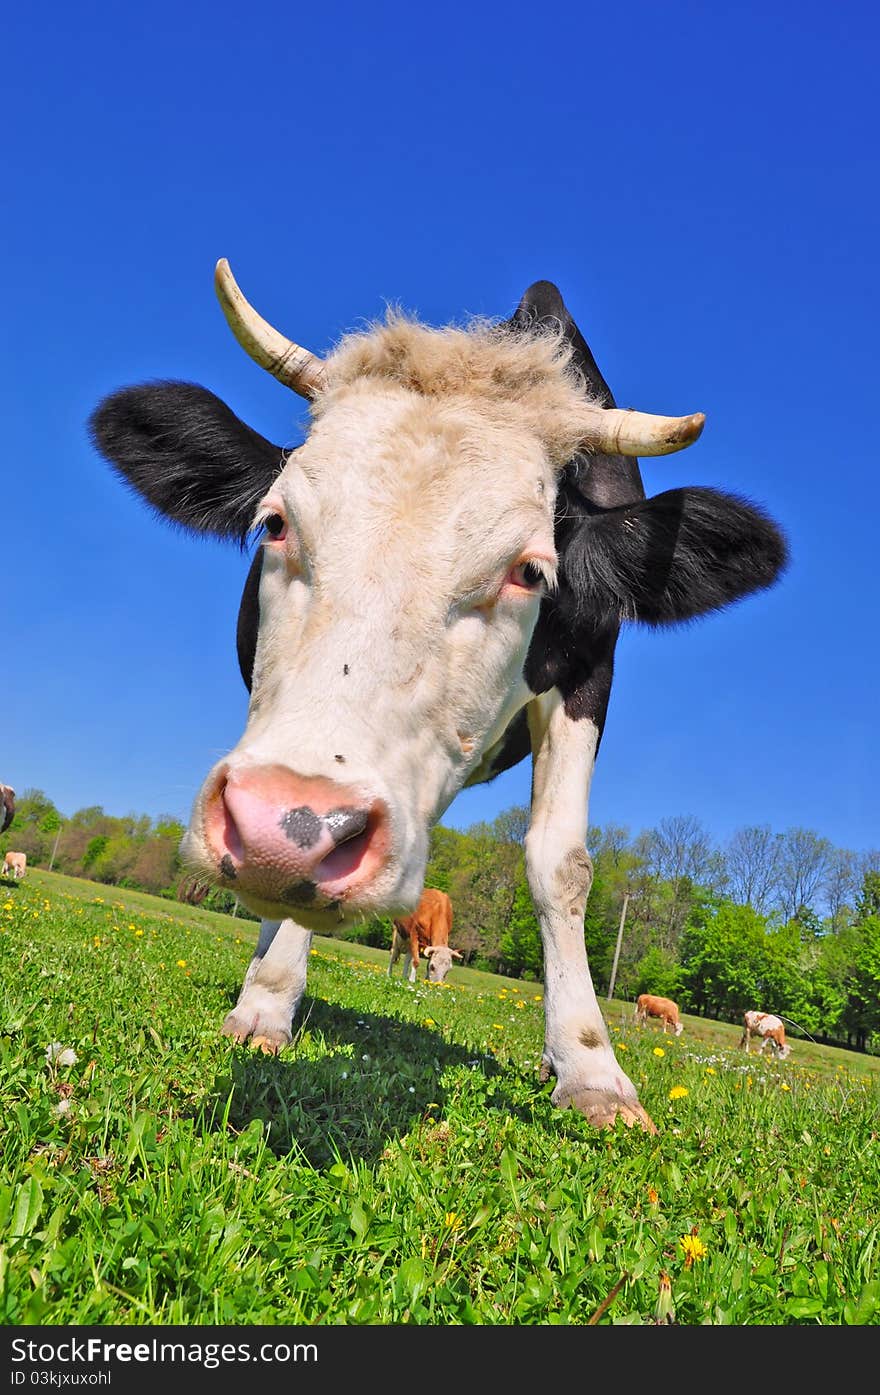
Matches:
[635,993,684,1036]
[1,851,26,880]
[0,785,14,835]
[90,261,787,1132]
[388,887,460,984]
[740,1009,791,1059]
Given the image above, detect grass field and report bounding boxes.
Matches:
[1,868,878,1325]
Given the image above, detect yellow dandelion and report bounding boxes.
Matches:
[617,1042,628,1051]
[705,1066,716,1075]
[128,923,136,930]
[746,1076,753,1088]
[532,995,541,1002]
[515,1001,525,1009]
[423,1018,435,1027]
[444,1211,462,1229]
[3,902,12,910]
[653,1047,665,1058]
[679,1234,707,1266]
[647,1185,659,1205]
[135,929,144,937]
[176,959,187,968]
[492,1023,505,1030]
[158,962,165,970]
[668,1085,689,1100]
[93,936,101,947]
[780,1082,791,1092]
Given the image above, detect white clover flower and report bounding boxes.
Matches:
[54,1098,72,1115]
[46,1043,77,1067]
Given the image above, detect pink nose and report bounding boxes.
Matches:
[204,764,389,908]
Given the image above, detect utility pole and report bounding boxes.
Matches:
[47,823,63,872]
[606,892,629,1002]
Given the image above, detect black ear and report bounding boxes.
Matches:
[562,487,788,627]
[89,381,284,541]
[509,280,616,407]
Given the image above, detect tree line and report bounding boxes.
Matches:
[3,790,879,1052]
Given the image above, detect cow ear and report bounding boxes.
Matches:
[509,281,616,407]
[563,486,788,626]
[89,381,285,542]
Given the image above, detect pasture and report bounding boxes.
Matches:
[1,870,878,1325]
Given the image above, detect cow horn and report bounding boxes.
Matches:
[582,407,705,457]
[214,259,327,399]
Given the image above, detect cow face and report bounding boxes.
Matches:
[185,384,558,924]
[423,944,463,982]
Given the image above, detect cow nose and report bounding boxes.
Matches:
[203,764,389,906]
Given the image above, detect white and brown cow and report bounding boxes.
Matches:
[635,994,684,1036]
[0,784,15,835]
[1,851,26,880]
[91,262,786,1131]
[740,1010,791,1059]
[388,887,460,984]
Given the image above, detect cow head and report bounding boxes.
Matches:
[423,944,463,983]
[91,263,786,927]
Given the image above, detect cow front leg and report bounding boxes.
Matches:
[221,917,312,1053]
[526,692,655,1133]
[407,946,418,983]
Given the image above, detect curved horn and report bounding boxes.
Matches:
[581,407,705,457]
[214,259,327,399]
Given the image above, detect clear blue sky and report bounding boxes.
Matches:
[2,0,877,857]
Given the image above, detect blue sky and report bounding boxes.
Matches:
[3,0,877,856]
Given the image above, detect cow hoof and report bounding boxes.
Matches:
[554,1084,657,1134]
[221,1009,291,1053]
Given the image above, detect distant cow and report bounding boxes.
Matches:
[0,784,14,835]
[1,851,26,880]
[740,1010,791,1059]
[635,994,684,1036]
[388,888,460,983]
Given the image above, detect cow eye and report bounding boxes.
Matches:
[508,560,545,590]
[263,513,287,541]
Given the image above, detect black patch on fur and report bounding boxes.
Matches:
[280,807,323,849]
[89,381,284,541]
[282,880,318,906]
[237,548,263,690]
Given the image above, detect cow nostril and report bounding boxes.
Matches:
[325,807,370,847]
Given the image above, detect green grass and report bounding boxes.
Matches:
[1,869,879,1325]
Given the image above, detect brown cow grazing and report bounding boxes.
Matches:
[0,784,15,835]
[388,888,460,984]
[635,994,684,1037]
[2,851,27,880]
[740,1010,791,1059]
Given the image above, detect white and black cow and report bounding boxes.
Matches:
[90,263,786,1131]
[0,785,15,835]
